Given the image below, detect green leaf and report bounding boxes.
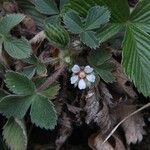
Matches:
[16,0,46,28]
[85,6,110,30]
[45,24,70,49]
[0,95,32,119]
[122,24,150,96]
[30,94,57,129]
[3,37,31,59]
[45,15,61,25]
[130,0,150,33]
[88,49,111,66]
[80,31,99,49]
[88,49,114,83]
[0,135,7,150]
[22,66,36,79]
[3,118,27,150]
[23,55,39,64]
[23,55,47,75]
[100,0,130,22]
[32,0,59,15]
[41,83,60,99]
[5,71,36,95]
[60,0,69,10]
[97,24,123,43]
[36,63,47,75]
[63,11,83,34]
[0,14,25,35]
[0,90,8,101]
[64,0,92,17]
[95,63,115,83]
[65,0,130,21]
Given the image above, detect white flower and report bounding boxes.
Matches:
[70,64,96,90]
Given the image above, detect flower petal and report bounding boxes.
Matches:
[71,65,80,73]
[70,75,79,84]
[78,79,86,90]
[84,66,93,73]
[86,74,96,82]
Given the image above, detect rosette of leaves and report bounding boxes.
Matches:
[0,71,60,130]
[66,0,150,97]
[63,5,110,49]
[0,14,31,59]
[88,49,115,83]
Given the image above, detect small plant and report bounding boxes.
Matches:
[0,0,150,149]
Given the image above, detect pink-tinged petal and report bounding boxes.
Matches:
[71,65,80,73]
[84,66,93,73]
[78,79,86,90]
[86,74,96,82]
[70,75,79,84]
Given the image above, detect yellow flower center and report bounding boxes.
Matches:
[79,71,86,79]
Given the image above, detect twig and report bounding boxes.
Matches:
[37,63,65,92]
[103,102,150,144]
[29,31,46,44]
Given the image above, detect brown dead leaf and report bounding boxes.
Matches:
[3,2,18,12]
[85,88,113,134]
[95,101,113,134]
[84,89,100,124]
[67,104,82,114]
[88,133,126,150]
[99,82,113,105]
[120,105,145,144]
[112,104,145,145]
[111,58,137,100]
[55,113,72,150]
[22,16,36,32]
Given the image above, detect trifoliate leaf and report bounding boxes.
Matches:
[3,118,27,150]
[0,14,25,35]
[5,71,36,95]
[130,0,150,33]
[3,37,31,59]
[0,95,32,119]
[63,11,83,34]
[41,83,60,99]
[30,94,57,129]
[122,25,150,96]
[45,24,70,49]
[85,6,110,30]
[32,0,59,15]
[80,31,99,49]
